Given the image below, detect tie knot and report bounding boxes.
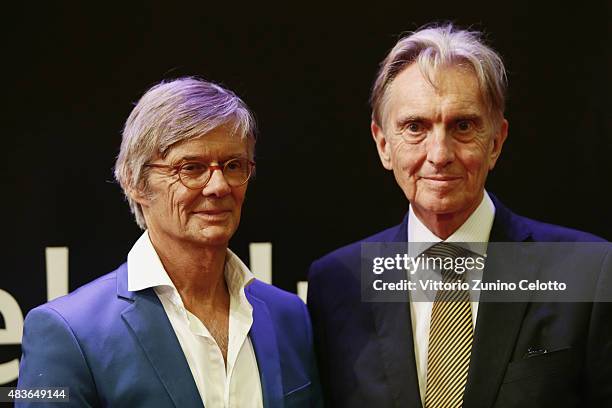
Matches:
[424,242,469,278]
[424,242,467,259]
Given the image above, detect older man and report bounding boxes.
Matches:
[307,24,611,407]
[17,78,321,407]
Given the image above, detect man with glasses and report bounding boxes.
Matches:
[17,77,322,407]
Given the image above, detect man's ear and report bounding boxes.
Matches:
[127,186,150,208]
[488,118,509,170]
[371,120,393,170]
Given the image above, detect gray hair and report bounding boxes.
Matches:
[114,77,256,229]
[370,23,507,126]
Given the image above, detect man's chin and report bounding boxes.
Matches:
[193,225,235,246]
[413,191,485,220]
[414,195,465,216]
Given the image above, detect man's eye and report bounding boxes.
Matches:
[456,120,473,132]
[406,122,424,133]
[226,160,243,171]
[180,162,206,174]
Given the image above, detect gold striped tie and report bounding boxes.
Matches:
[424,243,474,408]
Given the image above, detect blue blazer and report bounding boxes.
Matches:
[17,263,322,407]
[308,194,612,408]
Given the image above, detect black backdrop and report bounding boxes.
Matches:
[2,1,610,387]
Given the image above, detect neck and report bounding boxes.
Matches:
[148,231,229,309]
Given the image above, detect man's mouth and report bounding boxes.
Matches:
[195,209,230,214]
[419,176,462,189]
[421,175,462,181]
[193,209,232,220]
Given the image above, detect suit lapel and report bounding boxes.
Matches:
[375,197,536,407]
[462,195,533,408]
[370,301,423,408]
[370,216,424,408]
[461,245,531,408]
[116,264,203,408]
[246,288,284,408]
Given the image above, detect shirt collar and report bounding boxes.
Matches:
[127,231,255,299]
[127,231,174,292]
[408,191,495,256]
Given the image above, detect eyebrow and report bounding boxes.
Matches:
[173,154,248,163]
[451,113,483,121]
[395,113,484,127]
[395,115,428,128]
[449,114,485,127]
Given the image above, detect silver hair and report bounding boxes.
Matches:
[370,23,507,127]
[114,77,256,229]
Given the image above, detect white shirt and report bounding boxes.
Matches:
[408,191,496,404]
[127,231,264,408]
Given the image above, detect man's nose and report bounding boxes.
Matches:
[426,129,455,168]
[202,167,232,197]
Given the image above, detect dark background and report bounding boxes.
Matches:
[2,1,610,386]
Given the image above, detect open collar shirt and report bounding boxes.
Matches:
[127,231,263,408]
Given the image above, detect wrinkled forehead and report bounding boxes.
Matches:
[381,63,487,121]
[161,123,254,161]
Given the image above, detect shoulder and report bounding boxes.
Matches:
[24,265,126,332]
[519,215,606,242]
[501,206,606,242]
[18,268,129,402]
[312,224,403,266]
[308,223,403,283]
[246,279,306,314]
[490,193,607,242]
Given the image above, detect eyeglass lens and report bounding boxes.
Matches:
[179,158,251,188]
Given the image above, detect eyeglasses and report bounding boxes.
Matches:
[144,157,256,190]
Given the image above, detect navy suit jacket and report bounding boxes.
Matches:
[17,262,322,407]
[308,195,612,407]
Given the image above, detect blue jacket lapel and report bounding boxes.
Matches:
[370,215,424,408]
[246,287,284,408]
[116,264,203,408]
[462,194,533,408]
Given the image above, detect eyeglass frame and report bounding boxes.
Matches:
[143,157,256,190]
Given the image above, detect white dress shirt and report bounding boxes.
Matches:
[127,231,264,408]
[408,191,496,404]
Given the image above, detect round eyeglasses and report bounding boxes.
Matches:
[144,157,256,190]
